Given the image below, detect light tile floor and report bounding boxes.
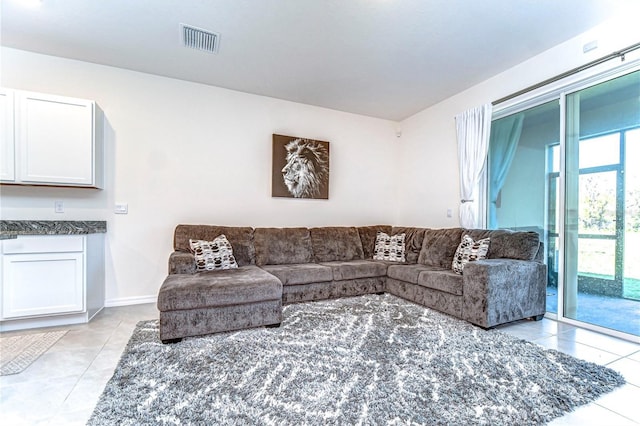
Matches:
[0,303,638,425]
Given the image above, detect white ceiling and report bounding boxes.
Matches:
[0,0,631,121]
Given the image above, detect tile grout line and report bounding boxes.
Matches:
[53,318,124,421]
[591,402,640,425]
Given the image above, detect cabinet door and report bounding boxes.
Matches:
[0,89,15,182]
[17,92,95,186]
[1,252,84,319]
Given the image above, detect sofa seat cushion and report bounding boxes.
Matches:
[417,268,463,296]
[386,264,434,284]
[157,266,282,311]
[254,227,313,265]
[320,260,387,281]
[260,263,333,286]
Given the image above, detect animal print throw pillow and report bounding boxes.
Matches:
[373,231,406,262]
[189,235,239,271]
[452,234,490,274]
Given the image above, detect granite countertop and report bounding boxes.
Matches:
[0,221,107,239]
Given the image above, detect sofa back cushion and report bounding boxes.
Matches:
[254,227,313,265]
[417,228,464,268]
[310,227,364,262]
[357,225,392,259]
[465,229,540,261]
[391,227,428,264]
[174,225,255,266]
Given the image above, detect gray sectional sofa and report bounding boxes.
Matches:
[157,225,546,342]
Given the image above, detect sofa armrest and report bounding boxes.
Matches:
[462,259,547,328]
[169,251,196,275]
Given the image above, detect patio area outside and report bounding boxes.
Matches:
[546,284,640,337]
[544,228,640,338]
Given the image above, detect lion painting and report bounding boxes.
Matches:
[272,135,330,199]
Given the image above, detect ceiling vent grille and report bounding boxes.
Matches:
[181,24,220,54]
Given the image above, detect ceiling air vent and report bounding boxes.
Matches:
[181,24,220,54]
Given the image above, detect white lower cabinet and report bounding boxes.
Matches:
[0,234,105,331]
[2,251,84,318]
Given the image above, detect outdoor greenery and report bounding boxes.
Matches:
[576,165,640,301]
[579,175,616,234]
[628,188,640,231]
[579,173,640,234]
[578,233,640,301]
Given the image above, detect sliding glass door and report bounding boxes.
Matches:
[488,69,640,338]
[488,100,561,312]
[564,71,640,336]
[625,128,640,302]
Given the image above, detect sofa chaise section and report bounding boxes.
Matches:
[157,225,282,342]
[158,266,282,342]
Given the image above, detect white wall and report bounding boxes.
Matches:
[396,12,640,228]
[0,48,399,304]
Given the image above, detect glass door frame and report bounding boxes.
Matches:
[487,57,640,343]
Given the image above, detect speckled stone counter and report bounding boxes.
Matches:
[0,220,107,238]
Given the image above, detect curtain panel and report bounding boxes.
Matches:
[455,104,492,228]
[488,113,524,228]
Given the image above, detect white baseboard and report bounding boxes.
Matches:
[105,295,157,307]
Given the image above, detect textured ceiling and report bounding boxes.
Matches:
[0,0,631,120]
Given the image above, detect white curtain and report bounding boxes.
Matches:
[488,113,524,228]
[455,104,492,228]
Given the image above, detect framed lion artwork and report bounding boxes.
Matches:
[272,134,330,199]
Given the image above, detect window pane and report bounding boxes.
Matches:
[625,128,640,300]
[488,100,559,229]
[548,175,560,234]
[578,171,616,235]
[578,238,615,277]
[546,236,559,314]
[579,134,619,169]
[551,144,560,173]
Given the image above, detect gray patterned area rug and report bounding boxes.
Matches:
[0,330,67,375]
[89,294,624,425]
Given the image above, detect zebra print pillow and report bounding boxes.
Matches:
[452,234,490,274]
[189,235,239,271]
[373,231,406,262]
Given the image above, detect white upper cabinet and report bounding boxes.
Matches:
[0,89,103,188]
[0,89,15,182]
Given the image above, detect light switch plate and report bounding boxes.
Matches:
[115,203,128,214]
[54,201,64,213]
